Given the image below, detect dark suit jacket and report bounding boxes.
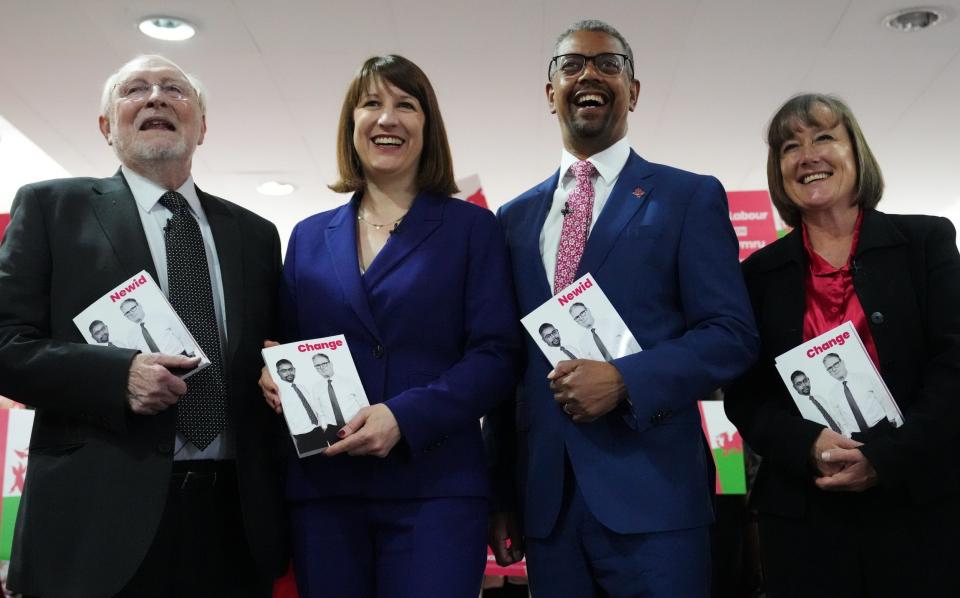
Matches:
[0,173,289,597]
[725,209,960,517]
[488,151,758,539]
[280,192,521,501]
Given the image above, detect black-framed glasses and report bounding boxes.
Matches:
[548,53,633,80]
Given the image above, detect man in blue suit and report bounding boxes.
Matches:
[486,20,758,597]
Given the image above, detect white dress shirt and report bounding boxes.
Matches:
[124,312,195,356]
[827,371,903,432]
[795,392,857,437]
[123,166,232,460]
[574,316,642,361]
[310,376,367,426]
[280,381,327,435]
[539,137,631,287]
[541,343,581,367]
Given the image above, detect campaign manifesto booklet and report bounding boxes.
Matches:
[73,270,210,378]
[262,335,370,458]
[774,321,903,437]
[521,273,642,367]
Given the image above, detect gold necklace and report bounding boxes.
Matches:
[357,211,404,231]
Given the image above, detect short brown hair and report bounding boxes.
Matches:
[766,93,883,228]
[330,55,458,195]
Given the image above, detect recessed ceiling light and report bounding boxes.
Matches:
[138,17,196,41]
[256,181,296,196]
[883,7,944,32]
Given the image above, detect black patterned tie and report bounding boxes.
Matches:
[560,346,577,360]
[159,191,227,449]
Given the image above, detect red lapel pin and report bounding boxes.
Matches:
[632,186,645,198]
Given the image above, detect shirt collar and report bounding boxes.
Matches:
[122,164,202,217]
[558,136,630,188]
[801,209,864,276]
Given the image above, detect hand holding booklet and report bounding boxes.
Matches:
[262,335,370,458]
[72,270,209,378]
[774,321,903,437]
[521,273,641,366]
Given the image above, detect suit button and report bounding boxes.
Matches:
[649,409,664,425]
[870,311,885,325]
[157,441,173,455]
[373,344,384,358]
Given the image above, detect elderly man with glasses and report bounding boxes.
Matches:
[485,19,758,597]
[0,55,287,597]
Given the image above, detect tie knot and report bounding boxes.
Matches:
[571,160,597,182]
[159,191,188,215]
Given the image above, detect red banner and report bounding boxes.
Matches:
[726,191,778,261]
[0,214,10,242]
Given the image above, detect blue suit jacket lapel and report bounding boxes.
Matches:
[361,192,443,290]
[518,173,558,301]
[324,198,381,340]
[577,151,654,278]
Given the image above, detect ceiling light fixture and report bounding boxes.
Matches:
[256,181,296,197]
[883,7,944,32]
[138,17,196,41]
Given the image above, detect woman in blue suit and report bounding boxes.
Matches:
[260,55,521,597]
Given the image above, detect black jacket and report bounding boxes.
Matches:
[0,173,288,597]
[725,209,960,517]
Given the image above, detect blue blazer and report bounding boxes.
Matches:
[491,151,758,538]
[280,192,522,501]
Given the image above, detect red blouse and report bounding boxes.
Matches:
[801,211,881,369]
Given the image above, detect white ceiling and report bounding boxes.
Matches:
[2,0,960,246]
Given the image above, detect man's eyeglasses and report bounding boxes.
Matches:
[116,79,193,102]
[825,360,843,372]
[548,53,633,80]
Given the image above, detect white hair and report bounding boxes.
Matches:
[99,54,207,117]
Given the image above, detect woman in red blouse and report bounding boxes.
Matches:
[725,93,960,597]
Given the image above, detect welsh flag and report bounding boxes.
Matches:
[0,406,32,559]
[698,401,747,495]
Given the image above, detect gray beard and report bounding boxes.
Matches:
[116,137,189,163]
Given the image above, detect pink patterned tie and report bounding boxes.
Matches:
[554,160,597,294]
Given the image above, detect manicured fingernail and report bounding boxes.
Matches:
[337,429,346,438]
